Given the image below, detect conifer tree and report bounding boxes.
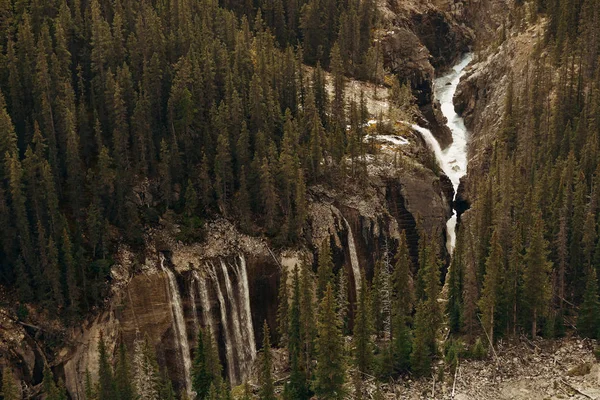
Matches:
[258,322,276,400]
[98,332,116,400]
[115,341,135,400]
[353,278,373,395]
[523,212,552,337]
[132,336,162,400]
[42,366,67,400]
[1,368,20,400]
[285,265,310,400]
[391,231,413,373]
[276,268,289,347]
[300,263,316,377]
[192,328,221,399]
[317,239,334,299]
[410,244,441,377]
[578,268,600,339]
[313,283,345,400]
[336,266,350,335]
[478,230,503,346]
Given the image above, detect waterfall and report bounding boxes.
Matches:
[233,256,257,367]
[195,270,217,340]
[160,254,193,398]
[219,260,245,378]
[433,53,473,254]
[343,216,362,296]
[208,261,237,383]
[190,274,199,336]
[408,54,473,254]
[410,124,446,171]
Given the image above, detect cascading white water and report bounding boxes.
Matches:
[434,54,473,254]
[160,254,193,398]
[219,260,245,379]
[412,54,473,254]
[233,256,257,365]
[195,270,217,340]
[207,261,237,383]
[189,275,200,336]
[342,216,362,296]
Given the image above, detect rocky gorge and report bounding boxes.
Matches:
[0,0,518,398]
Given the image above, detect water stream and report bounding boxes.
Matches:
[416,54,473,254]
[342,216,363,296]
[160,254,193,398]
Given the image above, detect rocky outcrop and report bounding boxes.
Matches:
[380,2,473,148]
[0,307,46,398]
[454,22,544,204]
[56,225,277,398]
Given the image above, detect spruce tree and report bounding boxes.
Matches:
[1,369,20,400]
[258,321,276,400]
[478,230,503,346]
[523,212,552,338]
[391,231,413,374]
[285,265,310,400]
[353,277,373,396]
[276,268,289,347]
[317,239,334,299]
[115,341,135,400]
[132,336,162,400]
[192,328,221,399]
[98,332,116,400]
[313,283,345,400]
[577,268,600,339]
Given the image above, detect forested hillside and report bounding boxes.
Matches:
[453,0,600,342]
[0,0,382,317]
[2,0,600,398]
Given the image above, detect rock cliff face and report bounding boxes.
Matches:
[380,1,474,148]
[454,22,544,206]
[0,2,478,397]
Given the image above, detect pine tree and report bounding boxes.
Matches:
[577,268,600,339]
[313,283,345,400]
[1,368,20,400]
[523,212,552,338]
[447,227,464,334]
[391,231,413,373]
[42,366,67,400]
[353,278,373,395]
[276,268,289,347]
[98,332,116,400]
[132,336,162,400]
[410,301,432,377]
[115,341,135,400]
[258,321,276,400]
[336,266,350,335]
[317,239,334,299]
[478,230,503,346]
[285,265,310,400]
[410,244,441,377]
[192,328,221,399]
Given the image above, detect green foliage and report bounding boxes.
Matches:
[258,322,276,400]
[313,283,346,399]
[193,328,222,399]
[42,366,67,400]
[353,279,373,376]
[115,341,136,400]
[0,0,381,320]
[98,332,116,400]
[577,268,600,339]
[469,338,488,360]
[1,368,20,400]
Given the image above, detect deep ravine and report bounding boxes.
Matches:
[415,54,473,254]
